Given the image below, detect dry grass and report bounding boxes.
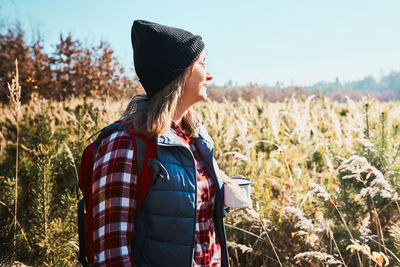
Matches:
[7,60,22,262]
[1,83,400,265]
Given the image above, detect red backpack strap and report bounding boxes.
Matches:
[114,120,157,216]
[132,133,157,216]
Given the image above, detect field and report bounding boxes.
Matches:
[1,82,400,266]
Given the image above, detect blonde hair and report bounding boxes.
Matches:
[120,67,201,138]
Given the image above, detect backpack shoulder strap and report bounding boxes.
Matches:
[114,121,157,216]
[133,134,157,216]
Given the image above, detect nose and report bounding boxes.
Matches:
[206,72,213,81]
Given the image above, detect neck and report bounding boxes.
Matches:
[173,101,191,125]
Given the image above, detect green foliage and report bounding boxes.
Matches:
[0,96,108,266]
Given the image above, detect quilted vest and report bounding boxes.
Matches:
[131,125,229,267]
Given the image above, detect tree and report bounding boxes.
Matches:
[0,27,139,103]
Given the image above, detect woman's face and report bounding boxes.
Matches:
[181,51,213,106]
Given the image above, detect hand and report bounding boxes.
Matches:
[231,175,255,194]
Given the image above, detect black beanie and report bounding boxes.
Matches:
[131,20,205,97]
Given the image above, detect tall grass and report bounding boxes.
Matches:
[199,96,400,266]
[1,74,400,266]
[7,60,21,262]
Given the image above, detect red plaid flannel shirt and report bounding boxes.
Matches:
[92,124,221,266]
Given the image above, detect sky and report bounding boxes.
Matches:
[1,0,400,87]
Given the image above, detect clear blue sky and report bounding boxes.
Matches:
[2,0,400,87]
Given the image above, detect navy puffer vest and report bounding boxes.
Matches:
[132,125,229,267]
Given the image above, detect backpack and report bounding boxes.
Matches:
[77,121,157,266]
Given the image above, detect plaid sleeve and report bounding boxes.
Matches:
[91,130,137,266]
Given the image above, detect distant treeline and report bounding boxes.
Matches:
[305,74,400,102]
[1,25,400,103]
[208,77,400,102]
[210,72,400,102]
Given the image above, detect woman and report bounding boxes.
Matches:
[91,20,230,266]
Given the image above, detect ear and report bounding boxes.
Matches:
[183,67,193,84]
[187,63,195,76]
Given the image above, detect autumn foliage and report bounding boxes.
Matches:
[0,27,141,103]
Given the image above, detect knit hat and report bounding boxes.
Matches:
[131,20,205,97]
